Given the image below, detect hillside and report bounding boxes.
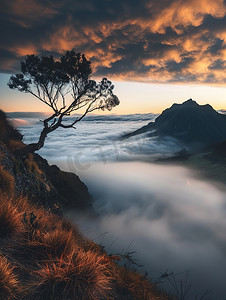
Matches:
[0,110,91,213]
[0,110,171,300]
[123,99,226,151]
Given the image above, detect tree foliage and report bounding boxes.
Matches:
[8,50,119,154]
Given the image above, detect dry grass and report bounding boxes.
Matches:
[4,196,86,263]
[0,254,20,299]
[27,250,113,300]
[24,153,43,177]
[0,199,23,239]
[83,238,106,255]
[61,219,88,248]
[10,196,61,235]
[113,265,170,300]
[19,228,80,262]
[7,139,25,151]
[40,228,78,258]
[0,166,15,195]
[0,195,172,300]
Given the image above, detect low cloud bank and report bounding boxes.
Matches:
[15,113,184,167]
[66,162,226,298]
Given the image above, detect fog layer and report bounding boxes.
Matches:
[66,162,226,298]
[15,113,226,298]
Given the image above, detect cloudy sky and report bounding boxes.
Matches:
[1,0,226,113]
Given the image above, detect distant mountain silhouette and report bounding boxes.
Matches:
[123,99,226,150]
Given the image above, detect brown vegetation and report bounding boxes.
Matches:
[114,265,170,300]
[0,166,15,195]
[7,139,25,152]
[0,254,20,299]
[0,199,23,239]
[24,153,43,177]
[0,194,171,299]
[27,250,112,300]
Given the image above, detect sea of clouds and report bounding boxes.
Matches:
[9,112,184,167]
[11,112,226,298]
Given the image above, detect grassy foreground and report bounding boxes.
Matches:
[0,194,171,300]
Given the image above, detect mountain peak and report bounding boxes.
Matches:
[170,99,199,110]
[123,99,226,150]
[182,99,198,106]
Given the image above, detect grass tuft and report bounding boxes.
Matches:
[27,250,113,300]
[114,265,170,300]
[24,153,43,177]
[0,254,20,299]
[0,199,23,239]
[0,195,172,299]
[0,166,15,195]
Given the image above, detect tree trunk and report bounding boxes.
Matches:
[14,126,50,156]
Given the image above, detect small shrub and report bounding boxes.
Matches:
[0,166,15,195]
[27,250,113,300]
[0,254,20,299]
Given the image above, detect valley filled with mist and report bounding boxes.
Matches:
[12,110,226,299]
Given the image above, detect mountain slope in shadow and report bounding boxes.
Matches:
[123,99,226,150]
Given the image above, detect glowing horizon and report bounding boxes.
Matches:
[1,73,226,115]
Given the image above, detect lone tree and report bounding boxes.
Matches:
[8,50,119,154]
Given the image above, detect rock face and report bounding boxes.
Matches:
[34,154,92,210]
[0,110,91,213]
[124,99,226,150]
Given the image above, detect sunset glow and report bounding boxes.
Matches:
[1,0,226,112]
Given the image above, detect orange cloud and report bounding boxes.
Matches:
[1,0,226,85]
[12,45,38,56]
[145,0,226,33]
[2,0,59,28]
[42,25,86,53]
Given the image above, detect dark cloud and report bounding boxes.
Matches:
[209,59,226,70]
[164,57,194,73]
[1,0,226,84]
[208,38,223,54]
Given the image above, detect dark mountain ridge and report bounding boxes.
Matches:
[123,99,226,150]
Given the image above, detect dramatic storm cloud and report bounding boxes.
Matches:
[1,0,226,84]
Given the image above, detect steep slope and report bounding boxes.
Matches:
[0,195,171,300]
[124,99,226,150]
[0,110,91,212]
